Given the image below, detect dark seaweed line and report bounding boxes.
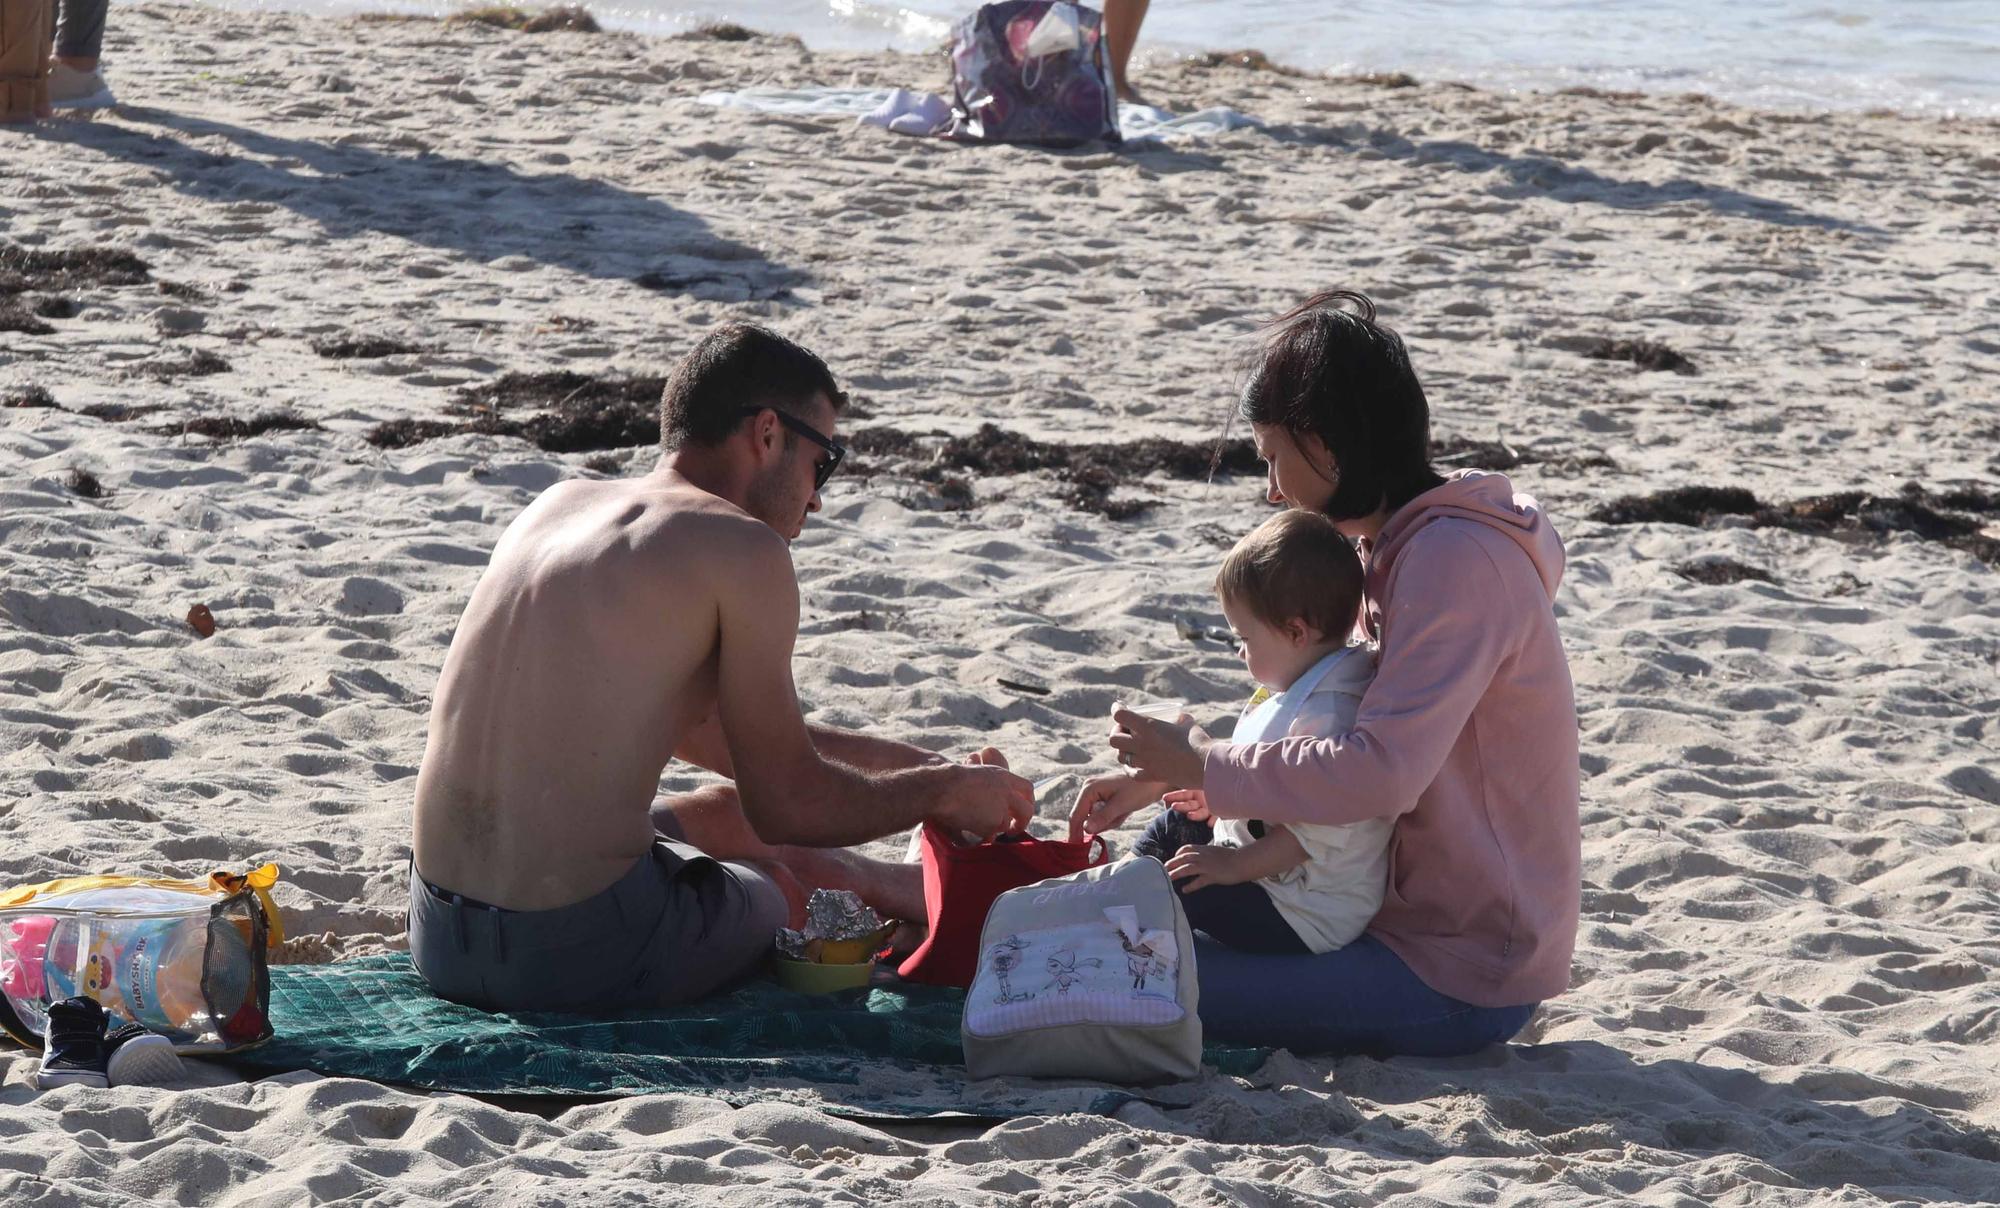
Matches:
[1591,484,2000,565]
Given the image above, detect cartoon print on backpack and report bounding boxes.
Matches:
[1042,947,1102,996]
[1116,927,1170,992]
[986,934,1034,1003]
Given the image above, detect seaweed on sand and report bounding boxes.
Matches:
[79,402,165,423]
[851,423,1263,520]
[311,335,425,360]
[131,350,232,381]
[366,419,471,450]
[65,468,105,499]
[449,371,664,419]
[0,245,146,332]
[0,245,152,295]
[1590,486,1760,526]
[364,373,664,453]
[1583,339,1697,375]
[675,22,759,41]
[1591,482,2000,565]
[446,5,601,33]
[0,306,54,336]
[159,413,323,441]
[2,386,57,409]
[1673,559,1774,586]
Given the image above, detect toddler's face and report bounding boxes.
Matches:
[1221,595,1320,692]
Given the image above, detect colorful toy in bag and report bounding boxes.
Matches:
[947,1,1120,147]
[898,821,1109,988]
[962,856,1201,1084]
[0,865,284,1053]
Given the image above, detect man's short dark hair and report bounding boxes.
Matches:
[1214,510,1365,640]
[1238,290,1445,521]
[659,323,846,453]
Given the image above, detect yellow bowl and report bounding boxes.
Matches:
[773,955,876,994]
[815,936,886,965]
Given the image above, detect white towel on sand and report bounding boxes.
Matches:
[696,86,1261,143]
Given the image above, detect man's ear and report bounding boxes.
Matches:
[747,409,781,463]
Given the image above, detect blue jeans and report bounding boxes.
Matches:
[1133,810,1537,1056]
[1197,934,1538,1056]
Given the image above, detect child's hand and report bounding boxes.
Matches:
[1164,844,1249,892]
[1162,788,1211,823]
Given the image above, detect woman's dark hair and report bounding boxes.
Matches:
[1237,290,1444,520]
[659,323,845,453]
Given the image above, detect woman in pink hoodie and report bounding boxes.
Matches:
[1071,290,1580,1056]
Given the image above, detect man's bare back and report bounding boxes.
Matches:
[412,473,756,910]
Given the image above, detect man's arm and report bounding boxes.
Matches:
[677,714,952,814]
[805,726,950,773]
[709,523,1030,846]
[676,697,981,781]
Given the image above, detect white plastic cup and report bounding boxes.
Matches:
[1117,700,1188,722]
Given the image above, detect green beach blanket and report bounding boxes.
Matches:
[230,955,1269,1120]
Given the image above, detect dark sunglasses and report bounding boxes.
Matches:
[741,407,845,492]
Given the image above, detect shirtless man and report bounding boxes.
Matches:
[409,323,1035,1012]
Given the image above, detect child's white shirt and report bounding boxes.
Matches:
[1214,645,1390,955]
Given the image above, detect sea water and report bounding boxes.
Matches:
[187,0,2000,117]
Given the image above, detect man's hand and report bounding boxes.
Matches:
[1068,774,1167,841]
[931,763,1035,841]
[1161,788,1211,823]
[1107,708,1210,789]
[1164,843,1250,893]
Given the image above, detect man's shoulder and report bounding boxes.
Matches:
[666,499,788,567]
[593,480,785,562]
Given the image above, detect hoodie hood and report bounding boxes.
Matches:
[1368,471,1565,601]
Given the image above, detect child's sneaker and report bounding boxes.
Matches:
[34,996,109,1089]
[47,63,116,110]
[105,1022,184,1087]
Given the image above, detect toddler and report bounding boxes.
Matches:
[1132,510,1390,955]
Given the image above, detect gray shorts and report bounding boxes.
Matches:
[408,839,788,1013]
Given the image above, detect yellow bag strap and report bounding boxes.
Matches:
[1,863,286,949]
[208,864,286,948]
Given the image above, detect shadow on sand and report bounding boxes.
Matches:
[41,109,803,293]
[1257,121,1880,233]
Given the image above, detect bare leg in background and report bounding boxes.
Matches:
[654,784,926,929]
[1103,0,1151,103]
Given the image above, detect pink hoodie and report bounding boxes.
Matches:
[1202,472,1580,1008]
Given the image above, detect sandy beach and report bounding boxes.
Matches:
[3,4,1999,1202]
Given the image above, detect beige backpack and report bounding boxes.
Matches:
[961,856,1201,1084]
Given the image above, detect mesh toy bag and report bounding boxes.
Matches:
[0,864,284,1053]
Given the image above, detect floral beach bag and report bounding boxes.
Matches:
[947,1,1121,147]
[962,856,1201,1084]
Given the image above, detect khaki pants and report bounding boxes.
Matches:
[0,0,50,120]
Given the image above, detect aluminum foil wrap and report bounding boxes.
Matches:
[775,889,890,962]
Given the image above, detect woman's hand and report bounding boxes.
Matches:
[1161,788,1211,823]
[1164,844,1249,892]
[1107,707,1210,789]
[1068,774,1167,841]
[961,746,1009,768]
